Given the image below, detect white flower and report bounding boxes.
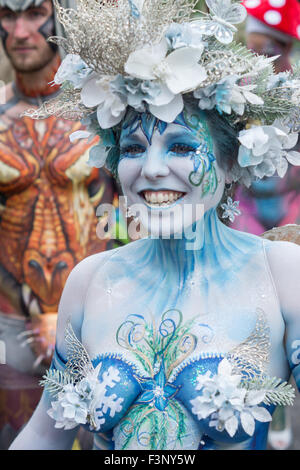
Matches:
[194,76,263,116]
[81,76,127,129]
[165,22,204,50]
[190,358,272,438]
[237,124,300,181]
[54,54,93,89]
[47,384,89,430]
[124,38,207,122]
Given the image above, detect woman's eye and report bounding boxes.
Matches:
[169,144,197,155]
[120,145,145,157]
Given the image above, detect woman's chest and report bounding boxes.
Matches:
[82,260,284,370]
[75,251,287,449]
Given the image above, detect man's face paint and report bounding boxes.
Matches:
[37,15,57,52]
[0,0,57,69]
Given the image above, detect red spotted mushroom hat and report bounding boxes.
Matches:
[243,0,300,40]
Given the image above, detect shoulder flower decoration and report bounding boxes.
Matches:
[41,323,124,432]
[190,358,295,438]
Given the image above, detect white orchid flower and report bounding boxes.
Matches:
[124,38,207,122]
[54,54,93,89]
[190,358,272,438]
[81,76,127,129]
[125,38,206,94]
[237,123,300,182]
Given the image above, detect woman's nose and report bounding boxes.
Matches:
[141,150,170,180]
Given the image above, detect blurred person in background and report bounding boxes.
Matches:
[0,41,13,83]
[0,0,118,449]
[234,0,300,450]
[235,0,300,236]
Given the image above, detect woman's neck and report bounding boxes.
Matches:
[150,208,259,271]
[15,53,61,98]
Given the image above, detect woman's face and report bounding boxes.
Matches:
[118,109,225,238]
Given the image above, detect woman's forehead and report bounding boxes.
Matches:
[120,108,213,147]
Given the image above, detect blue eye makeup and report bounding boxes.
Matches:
[120,144,146,159]
[168,143,199,157]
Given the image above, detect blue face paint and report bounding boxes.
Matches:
[120,108,218,197]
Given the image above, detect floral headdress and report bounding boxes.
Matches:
[25,0,300,187]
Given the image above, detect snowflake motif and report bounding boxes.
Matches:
[221,197,241,223]
[47,364,124,431]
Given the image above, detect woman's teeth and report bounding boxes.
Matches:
[143,190,184,206]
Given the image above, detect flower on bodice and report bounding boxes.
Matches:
[135,360,180,411]
[190,359,272,437]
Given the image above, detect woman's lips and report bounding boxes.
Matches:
[141,190,185,207]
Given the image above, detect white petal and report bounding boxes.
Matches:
[286,151,300,165]
[240,411,255,436]
[224,415,238,437]
[149,94,183,123]
[284,133,299,150]
[217,358,232,376]
[125,39,168,80]
[146,82,175,106]
[231,88,246,104]
[243,90,264,105]
[69,130,92,143]
[238,127,268,151]
[245,390,266,406]
[250,406,272,423]
[97,103,126,129]
[81,77,108,108]
[276,156,288,178]
[219,407,234,421]
[87,144,108,168]
[164,47,207,94]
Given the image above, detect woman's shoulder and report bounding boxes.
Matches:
[264,239,300,320]
[55,246,125,352]
[264,237,300,271]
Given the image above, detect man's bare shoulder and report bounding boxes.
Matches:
[0,82,36,121]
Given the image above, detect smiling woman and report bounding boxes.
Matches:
[10,0,300,451]
[117,107,225,237]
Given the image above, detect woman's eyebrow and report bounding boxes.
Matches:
[120,134,146,146]
[164,130,204,142]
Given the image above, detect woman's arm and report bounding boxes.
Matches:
[9,250,116,450]
[266,240,300,391]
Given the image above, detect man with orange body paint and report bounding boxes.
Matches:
[0,0,117,449]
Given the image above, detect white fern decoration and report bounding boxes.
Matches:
[244,376,295,407]
[40,369,74,396]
